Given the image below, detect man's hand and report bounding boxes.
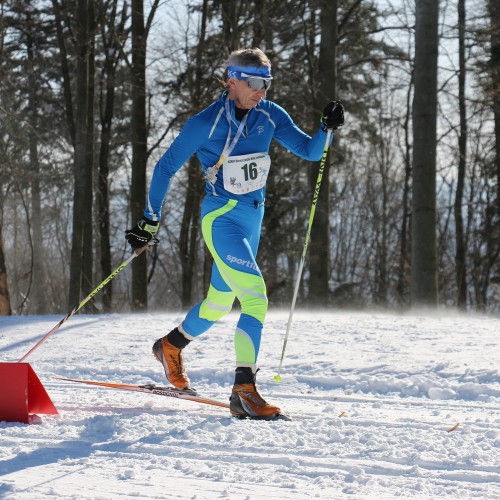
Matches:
[321,100,344,131]
[125,217,159,249]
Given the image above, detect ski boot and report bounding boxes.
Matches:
[230,367,284,419]
[152,327,191,390]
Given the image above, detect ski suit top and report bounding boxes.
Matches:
[144,91,332,221]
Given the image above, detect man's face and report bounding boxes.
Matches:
[229,78,267,109]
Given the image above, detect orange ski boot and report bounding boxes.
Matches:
[230,367,284,419]
[152,327,191,390]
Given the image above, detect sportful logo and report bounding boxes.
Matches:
[226,255,258,271]
[257,126,264,135]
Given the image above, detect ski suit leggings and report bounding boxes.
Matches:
[181,196,267,368]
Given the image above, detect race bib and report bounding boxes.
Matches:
[223,153,271,194]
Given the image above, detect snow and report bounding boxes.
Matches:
[0,310,499,499]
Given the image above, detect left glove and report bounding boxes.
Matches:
[321,100,344,131]
[125,217,159,249]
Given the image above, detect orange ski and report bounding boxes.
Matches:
[56,376,229,409]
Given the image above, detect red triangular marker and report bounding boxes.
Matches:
[0,363,58,424]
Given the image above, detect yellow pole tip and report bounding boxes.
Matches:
[274,375,282,383]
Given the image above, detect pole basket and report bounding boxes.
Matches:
[0,363,58,424]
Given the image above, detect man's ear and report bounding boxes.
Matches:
[227,78,238,90]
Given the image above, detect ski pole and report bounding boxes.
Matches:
[274,129,332,382]
[18,242,155,363]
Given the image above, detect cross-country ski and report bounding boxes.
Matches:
[55,376,230,409]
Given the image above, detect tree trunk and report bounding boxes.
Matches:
[411,0,439,307]
[397,79,413,307]
[130,0,148,310]
[26,16,47,314]
[221,0,239,51]
[488,0,500,293]
[489,0,500,218]
[97,15,115,312]
[252,0,266,47]
[308,0,337,306]
[179,157,202,307]
[82,0,95,306]
[52,0,76,146]
[454,0,467,309]
[68,0,91,309]
[0,224,12,315]
[97,74,113,311]
[179,0,209,307]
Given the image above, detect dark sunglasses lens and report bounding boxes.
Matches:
[247,78,271,91]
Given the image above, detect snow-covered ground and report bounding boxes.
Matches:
[0,310,499,499]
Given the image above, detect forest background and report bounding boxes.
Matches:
[0,0,499,317]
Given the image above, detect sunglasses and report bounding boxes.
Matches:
[245,77,272,91]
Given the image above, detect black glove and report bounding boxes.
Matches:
[321,100,344,131]
[125,217,159,249]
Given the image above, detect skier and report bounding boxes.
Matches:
[125,48,344,419]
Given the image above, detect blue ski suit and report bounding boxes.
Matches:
[145,91,332,369]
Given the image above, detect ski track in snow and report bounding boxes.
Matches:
[0,311,499,499]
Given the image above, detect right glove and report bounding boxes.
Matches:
[125,217,159,249]
[321,100,345,131]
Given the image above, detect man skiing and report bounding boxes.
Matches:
[125,48,344,419]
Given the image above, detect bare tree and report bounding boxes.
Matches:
[25,6,47,313]
[487,0,500,288]
[397,75,413,308]
[58,0,96,309]
[221,0,241,52]
[454,0,467,309]
[97,0,129,311]
[489,0,500,218]
[411,0,439,307]
[308,0,338,306]
[0,222,11,315]
[176,0,209,308]
[130,0,159,310]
